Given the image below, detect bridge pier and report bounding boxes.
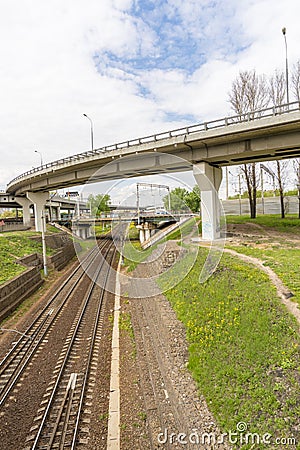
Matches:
[26,192,49,232]
[136,222,156,244]
[49,205,61,221]
[15,197,32,226]
[193,162,222,241]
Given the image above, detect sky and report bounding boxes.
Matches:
[1,0,300,201]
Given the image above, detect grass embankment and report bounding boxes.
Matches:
[122,223,153,271]
[0,229,55,285]
[94,224,111,236]
[226,213,300,233]
[226,215,300,305]
[159,248,300,448]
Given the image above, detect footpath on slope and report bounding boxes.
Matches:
[118,221,300,449]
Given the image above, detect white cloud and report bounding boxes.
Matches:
[1,0,300,190]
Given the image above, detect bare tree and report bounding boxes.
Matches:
[242,163,257,218]
[228,70,269,218]
[267,69,288,217]
[291,60,300,102]
[229,70,269,118]
[276,161,287,218]
[269,70,286,106]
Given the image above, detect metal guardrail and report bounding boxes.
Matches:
[7,101,300,187]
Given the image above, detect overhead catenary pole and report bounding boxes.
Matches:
[136,182,171,216]
[225,167,229,200]
[41,210,48,277]
[260,164,265,214]
[136,183,140,225]
[238,172,242,215]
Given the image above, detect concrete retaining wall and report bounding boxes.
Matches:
[17,253,43,270]
[0,232,81,322]
[29,233,81,271]
[0,267,43,322]
[47,241,79,271]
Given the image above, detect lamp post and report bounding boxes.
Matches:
[34,150,43,166]
[83,113,94,150]
[282,27,289,105]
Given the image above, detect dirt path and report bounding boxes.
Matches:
[223,247,300,327]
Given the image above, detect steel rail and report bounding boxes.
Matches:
[0,245,100,407]
[0,244,97,371]
[71,243,117,449]
[30,238,116,449]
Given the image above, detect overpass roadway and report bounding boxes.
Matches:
[5,102,300,239]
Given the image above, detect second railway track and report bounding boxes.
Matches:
[0,236,118,450]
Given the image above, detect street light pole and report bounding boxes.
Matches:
[83,113,94,150]
[35,150,43,166]
[282,27,289,105]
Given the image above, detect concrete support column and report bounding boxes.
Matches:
[144,223,151,241]
[15,197,32,226]
[26,192,49,232]
[136,225,145,244]
[49,205,60,221]
[193,163,222,240]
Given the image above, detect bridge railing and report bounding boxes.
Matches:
[7,101,300,187]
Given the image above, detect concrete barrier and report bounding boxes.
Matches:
[0,233,81,322]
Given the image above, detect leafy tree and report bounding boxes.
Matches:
[185,185,201,213]
[88,193,111,217]
[163,187,189,212]
[163,186,200,213]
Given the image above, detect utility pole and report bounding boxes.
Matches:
[238,172,242,215]
[41,210,48,277]
[136,183,140,225]
[225,167,229,200]
[260,164,265,214]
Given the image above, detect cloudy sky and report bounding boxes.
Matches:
[1,0,300,199]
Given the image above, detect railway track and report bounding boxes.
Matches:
[0,236,118,449]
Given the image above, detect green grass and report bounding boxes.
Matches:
[93,224,111,236]
[164,216,199,241]
[227,245,300,305]
[226,214,300,233]
[0,231,54,285]
[225,214,300,305]
[122,240,154,272]
[158,249,300,449]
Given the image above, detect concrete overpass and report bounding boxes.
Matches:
[6,102,300,239]
[0,192,88,225]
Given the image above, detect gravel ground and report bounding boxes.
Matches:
[120,241,230,450]
[0,251,116,450]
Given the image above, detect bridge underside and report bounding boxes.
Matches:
[5,109,300,239]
